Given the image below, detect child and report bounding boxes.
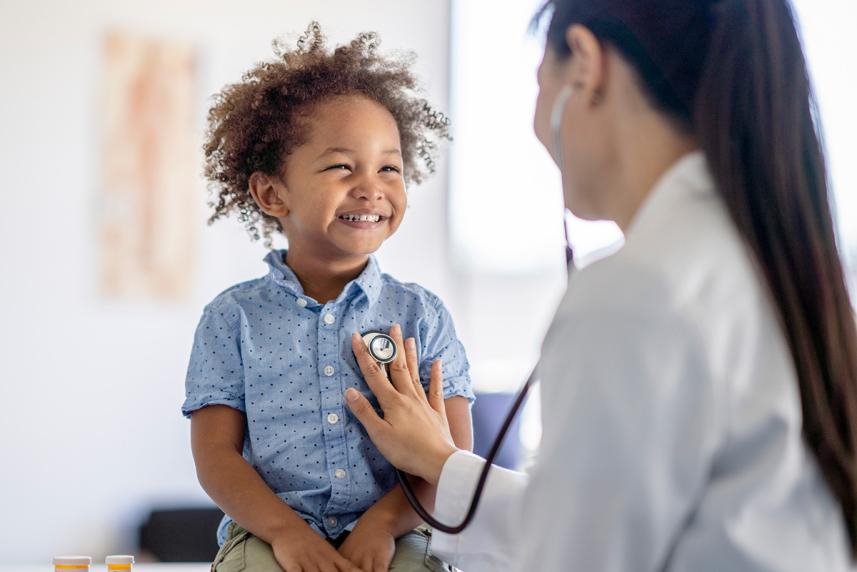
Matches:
[182,23,474,572]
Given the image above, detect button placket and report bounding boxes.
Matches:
[317,301,350,513]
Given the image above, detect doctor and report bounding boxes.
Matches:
[344,0,857,570]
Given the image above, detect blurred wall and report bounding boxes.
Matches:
[0,0,453,563]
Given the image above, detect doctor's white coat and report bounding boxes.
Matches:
[430,153,852,571]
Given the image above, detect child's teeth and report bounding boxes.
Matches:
[342,214,381,222]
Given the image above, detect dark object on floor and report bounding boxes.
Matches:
[139,506,224,562]
[472,391,523,470]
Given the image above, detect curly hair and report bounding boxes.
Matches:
[203,22,451,245]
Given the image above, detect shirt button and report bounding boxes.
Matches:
[327,412,339,425]
[323,365,335,377]
[334,468,347,479]
[327,516,338,527]
[296,298,307,308]
[323,313,335,325]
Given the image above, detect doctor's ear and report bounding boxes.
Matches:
[564,25,607,106]
[248,171,289,218]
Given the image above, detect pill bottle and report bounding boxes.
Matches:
[106,555,135,571]
[53,556,91,571]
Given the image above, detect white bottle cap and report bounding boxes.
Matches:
[53,556,92,566]
[106,555,135,565]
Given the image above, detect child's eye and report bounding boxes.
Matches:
[381,165,402,174]
[326,164,352,172]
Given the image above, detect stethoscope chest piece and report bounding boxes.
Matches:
[361,331,397,364]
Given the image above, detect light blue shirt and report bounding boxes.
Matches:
[182,250,474,545]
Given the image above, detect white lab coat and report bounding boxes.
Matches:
[430,153,853,571]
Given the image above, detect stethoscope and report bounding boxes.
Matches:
[358,82,577,535]
[360,331,398,364]
[361,331,538,534]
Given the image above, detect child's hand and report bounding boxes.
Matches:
[338,520,396,572]
[271,524,362,572]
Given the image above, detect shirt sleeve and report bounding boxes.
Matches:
[418,296,475,404]
[181,305,246,418]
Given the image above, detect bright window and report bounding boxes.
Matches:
[449,0,622,276]
[449,0,857,284]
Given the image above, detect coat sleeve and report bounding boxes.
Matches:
[430,450,529,571]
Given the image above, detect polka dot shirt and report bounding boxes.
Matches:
[182,250,475,545]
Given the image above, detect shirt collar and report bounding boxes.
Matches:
[264,249,384,308]
[623,151,715,243]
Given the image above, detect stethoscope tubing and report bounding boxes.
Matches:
[396,368,539,534]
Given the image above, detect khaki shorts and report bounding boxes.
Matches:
[211,522,451,571]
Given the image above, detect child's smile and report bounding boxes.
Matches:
[336,208,391,229]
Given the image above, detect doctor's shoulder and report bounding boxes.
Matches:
[561,250,675,320]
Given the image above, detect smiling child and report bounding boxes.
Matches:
[182,23,474,572]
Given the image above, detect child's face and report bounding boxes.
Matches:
[275,95,406,262]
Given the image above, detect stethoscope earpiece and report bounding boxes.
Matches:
[361,331,397,364]
[550,83,575,165]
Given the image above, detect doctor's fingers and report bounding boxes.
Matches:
[427,359,447,418]
[344,388,391,448]
[387,324,418,397]
[404,337,427,402]
[351,333,398,407]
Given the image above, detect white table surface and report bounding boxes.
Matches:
[0,565,210,572]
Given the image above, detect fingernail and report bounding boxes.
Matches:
[392,323,400,333]
[407,337,416,349]
[345,388,359,402]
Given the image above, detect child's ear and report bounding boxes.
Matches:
[248,171,289,218]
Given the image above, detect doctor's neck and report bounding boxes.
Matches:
[610,125,699,233]
[604,89,699,233]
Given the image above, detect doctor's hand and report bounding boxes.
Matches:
[346,324,458,486]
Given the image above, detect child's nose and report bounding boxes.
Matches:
[350,175,385,201]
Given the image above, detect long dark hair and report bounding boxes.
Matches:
[537,0,857,556]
